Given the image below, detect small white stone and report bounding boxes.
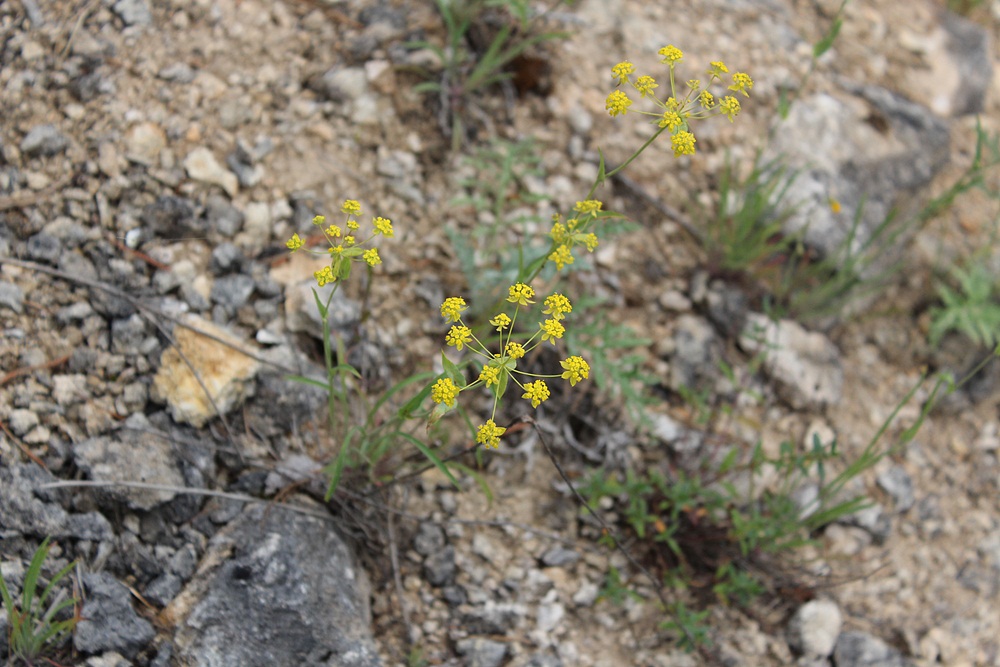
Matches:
[787,599,842,657]
[184,147,238,197]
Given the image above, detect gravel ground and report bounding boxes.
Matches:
[1,0,999,666]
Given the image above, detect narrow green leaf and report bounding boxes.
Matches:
[311,287,328,318]
[285,375,330,391]
[398,433,460,489]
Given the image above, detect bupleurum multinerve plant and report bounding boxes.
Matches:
[285,200,403,496]
[431,284,590,447]
[432,46,752,448]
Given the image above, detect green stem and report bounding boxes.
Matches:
[519,125,670,286]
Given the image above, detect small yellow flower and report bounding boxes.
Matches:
[664,97,680,111]
[708,61,729,77]
[431,378,460,407]
[583,233,599,252]
[729,72,754,97]
[540,318,566,344]
[490,313,512,331]
[560,356,590,386]
[549,245,574,270]
[507,283,535,306]
[612,61,634,84]
[446,325,473,351]
[505,341,525,359]
[522,380,550,408]
[476,419,506,449]
[479,365,501,388]
[312,215,326,226]
[372,216,394,237]
[634,75,658,97]
[347,219,360,231]
[440,297,468,323]
[286,233,304,252]
[550,221,568,244]
[341,200,362,216]
[699,90,715,109]
[606,89,632,117]
[345,236,355,246]
[363,248,381,266]
[686,79,700,90]
[658,45,683,65]
[331,245,344,254]
[659,111,682,131]
[314,266,335,287]
[720,95,740,121]
[325,225,342,238]
[543,294,573,320]
[671,130,697,157]
[574,200,603,216]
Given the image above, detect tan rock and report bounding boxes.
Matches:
[152,315,260,427]
[183,147,238,197]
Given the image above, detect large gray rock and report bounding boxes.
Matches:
[165,503,381,667]
[74,572,156,659]
[72,414,188,511]
[740,313,843,409]
[0,464,112,541]
[765,86,949,269]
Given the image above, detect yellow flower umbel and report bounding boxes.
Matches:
[284,200,394,287]
[606,48,753,158]
[546,200,616,272]
[430,285,590,449]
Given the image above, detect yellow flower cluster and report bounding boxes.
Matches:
[284,199,394,287]
[547,200,607,271]
[432,284,590,449]
[605,46,753,157]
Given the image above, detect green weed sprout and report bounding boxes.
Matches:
[928,258,1000,349]
[410,0,567,150]
[430,284,589,447]
[0,538,79,666]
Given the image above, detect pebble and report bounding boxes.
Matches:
[158,62,195,83]
[0,281,25,314]
[124,122,166,166]
[111,0,153,26]
[21,124,69,157]
[183,147,238,197]
[877,465,915,513]
[238,201,271,252]
[26,233,62,263]
[833,630,913,667]
[572,582,599,607]
[787,599,842,658]
[455,638,508,667]
[51,374,89,406]
[205,195,243,238]
[423,545,456,587]
[537,599,565,633]
[8,409,40,436]
[210,273,254,312]
[208,242,245,275]
[413,523,446,557]
[540,546,580,568]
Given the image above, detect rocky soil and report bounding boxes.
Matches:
[2,0,1000,666]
